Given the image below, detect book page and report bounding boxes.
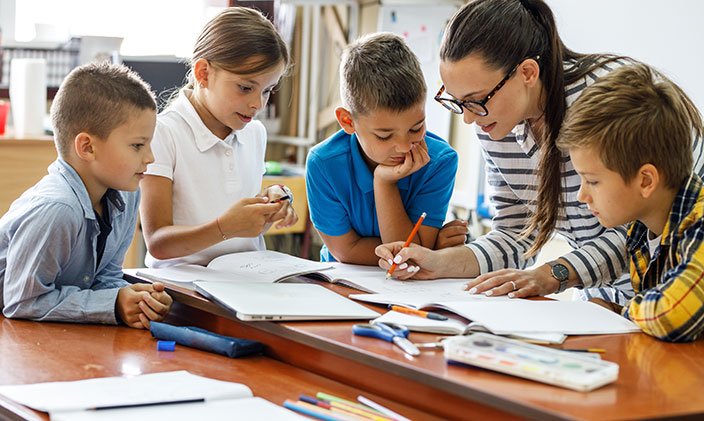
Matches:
[0,371,252,413]
[350,291,510,308]
[206,251,333,283]
[434,300,641,335]
[329,263,469,294]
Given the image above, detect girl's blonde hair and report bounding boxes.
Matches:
[187,7,289,87]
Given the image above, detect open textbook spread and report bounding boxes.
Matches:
[134,250,469,295]
[0,371,305,420]
[363,296,641,337]
[371,310,567,344]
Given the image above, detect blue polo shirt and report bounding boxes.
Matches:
[306,129,458,262]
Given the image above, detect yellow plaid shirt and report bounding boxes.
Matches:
[624,173,704,342]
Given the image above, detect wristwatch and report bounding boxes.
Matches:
[549,261,570,293]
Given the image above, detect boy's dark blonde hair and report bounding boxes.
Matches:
[188,7,289,82]
[340,32,426,116]
[557,63,703,189]
[51,62,156,159]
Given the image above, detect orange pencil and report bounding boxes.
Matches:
[385,212,426,279]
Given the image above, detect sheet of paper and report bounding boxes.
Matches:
[0,371,252,413]
[350,291,510,307]
[51,397,305,421]
[329,263,469,294]
[436,300,641,335]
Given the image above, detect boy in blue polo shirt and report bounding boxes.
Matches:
[306,32,458,264]
[0,63,172,328]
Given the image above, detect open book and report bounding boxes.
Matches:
[135,250,334,288]
[0,371,305,420]
[372,310,566,344]
[352,292,641,336]
[133,250,469,295]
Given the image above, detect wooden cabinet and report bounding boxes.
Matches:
[0,137,144,267]
[0,138,309,267]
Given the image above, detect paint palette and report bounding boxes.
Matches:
[444,333,619,392]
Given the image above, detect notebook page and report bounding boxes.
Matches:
[434,300,641,335]
[350,291,510,307]
[52,397,306,421]
[0,371,252,413]
[329,263,468,294]
[206,251,333,282]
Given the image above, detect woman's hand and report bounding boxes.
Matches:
[375,241,456,280]
[463,265,560,298]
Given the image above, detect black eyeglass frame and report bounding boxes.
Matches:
[434,56,540,117]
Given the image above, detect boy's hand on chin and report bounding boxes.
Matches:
[374,140,430,182]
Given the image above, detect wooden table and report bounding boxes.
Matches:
[0,316,437,421]
[129,278,704,421]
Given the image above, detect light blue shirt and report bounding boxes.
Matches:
[306,130,458,262]
[0,159,139,324]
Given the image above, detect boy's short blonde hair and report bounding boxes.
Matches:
[51,62,156,158]
[557,63,703,189]
[340,32,426,116]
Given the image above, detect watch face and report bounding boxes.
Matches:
[552,263,569,281]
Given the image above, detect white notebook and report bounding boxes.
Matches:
[424,300,641,336]
[0,371,303,420]
[194,282,380,321]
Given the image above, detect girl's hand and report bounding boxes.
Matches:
[219,197,285,238]
[261,184,298,229]
[435,219,469,249]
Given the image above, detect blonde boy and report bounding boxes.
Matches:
[306,33,458,265]
[557,63,704,342]
[0,63,172,328]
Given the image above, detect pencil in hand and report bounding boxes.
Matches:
[386,212,426,279]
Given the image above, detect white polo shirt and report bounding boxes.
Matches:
[144,90,266,268]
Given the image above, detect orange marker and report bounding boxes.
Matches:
[386,212,426,279]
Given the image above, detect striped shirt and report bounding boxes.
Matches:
[623,173,704,342]
[466,60,704,304]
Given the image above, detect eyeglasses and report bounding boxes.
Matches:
[434,56,539,117]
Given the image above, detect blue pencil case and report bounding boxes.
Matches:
[150,321,264,358]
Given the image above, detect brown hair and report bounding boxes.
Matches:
[50,62,156,158]
[187,7,290,86]
[439,0,627,257]
[557,63,702,188]
[340,32,426,115]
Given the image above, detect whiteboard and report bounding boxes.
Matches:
[378,3,460,141]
